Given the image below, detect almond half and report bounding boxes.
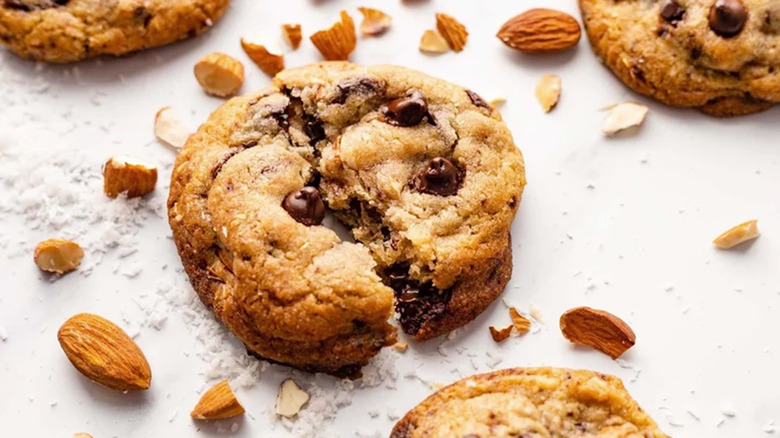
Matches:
[191,380,245,420]
[358,7,392,36]
[154,106,189,149]
[57,313,152,391]
[310,11,357,61]
[103,155,158,198]
[193,52,244,98]
[436,13,468,52]
[241,38,285,76]
[497,9,581,53]
[535,74,562,113]
[419,29,449,54]
[559,307,635,359]
[601,102,648,136]
[276,379,309,418]
[713,220,760,249]
[282,24,302,50]
[34,239,84,274]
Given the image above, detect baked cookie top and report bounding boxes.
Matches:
[0,0,229,62]
[580,0,780,116]
[391,367,669,438]
[168,62,525,374]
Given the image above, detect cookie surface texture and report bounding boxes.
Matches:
[391,367,669,438]
[580,0,780,116]
[168,62,526,375]
[0,0,230,62]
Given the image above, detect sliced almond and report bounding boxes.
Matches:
[713,220,760,249]
[535,74,562,113]
[419,29,450,54]
[154,106,189,149]
[57,313,152,391]
[282,24,303,50]
[489,97,507,108]
[241,38,285,76]
[601,102,648,136]
[358,7,392,36]
[275,379,309,418]
[193,52,244,98]
[103,155,158,198]
[393,341,409,352]
[34,239,84,274]
[489,325,513,343]
[497,9,581,53]
[436,13,468,52]
[508,308,531,334]
[191,380,245,420]
[310,11,357,61]
[559,307,635,359]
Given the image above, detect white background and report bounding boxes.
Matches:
[1,0,779,436]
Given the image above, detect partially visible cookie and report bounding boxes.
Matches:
[0,0,230,62]
[580,0,780,116]
[391,367,669,438]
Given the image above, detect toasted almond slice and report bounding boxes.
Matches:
[436,13,468,52]
[276,379,309,418]
[241,38,285,76]
[489,325,513,343]
[310,11,357,61]
[154,106,189,149]
[508,308,531,334]
[713,220,760,249]
[282,24,303,50]
[559,307,636,359]
[393,341,409,352]
[34,239,84,274]
[535,74,562,113]
[58,313,152,391]
[601,102,648,136]
[419,29,450,54]
[191,380,245,420]
[193,52,244,98]
[103,155,158,198]
[358,7,392,36]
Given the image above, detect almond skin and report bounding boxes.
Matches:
[497,9,581,53]
[191,380,245,420]
[57,313,152,391]
[559,307,635,359]
[436,13,468,52]
[310,11,357,61]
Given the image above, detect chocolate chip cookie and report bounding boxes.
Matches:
[168,62,526,375]
[391,367,669,438]
[580,0,780,116]
[0,0,229,62]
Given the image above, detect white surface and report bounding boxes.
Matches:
[1,1,779,436]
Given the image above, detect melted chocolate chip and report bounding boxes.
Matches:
[332,78,381,104]
[465,90,491,111]
[709,0,747,38]
[660,0,685,24]
[416,157,460,197]
[303,116,326,145]
[382,264,452,336]
[4,0,68,11]
[283,187,325,226]
[212,147,245,179]
[381,91,428,127]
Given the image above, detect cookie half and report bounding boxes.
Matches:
[0,0,230,62]
[580,0,780,116]
[391,367,669,438]
[168,62,526,375]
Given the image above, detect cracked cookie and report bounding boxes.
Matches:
[580,0,780,116]
[168,62,526,375]
[0,0,229,62]
[391,367,669,438]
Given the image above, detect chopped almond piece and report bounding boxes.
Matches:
[713,220,760,249]
[241,38,285,76]
[393,341,409,352]
[310,11,357,61]
[601,102,648,136]
[103,155,158,198]
[73,434,93,438]
[489,325,513,343]
[508,308,531,334]
[193,52,244,98]
[282,24,303,50]
[154,106,189,149]
[34,239,84,274]
[191,380,245,420]
[419,30,449,54]
[489,97,507,108]
[535,74,562,113]
[276,379,309,418]
[358,7,392,36]
[436,13,468,52]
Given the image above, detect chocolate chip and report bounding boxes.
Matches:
[709,0,747,38]
[381,91,428,127]
[466,90,491,111]
[417,157,460,197]
[382,264,452,336]
[660,0,685,24]
[332,78,381,105]
[4,0,68,11]
[303,116,325,145]
[283,187,325,226]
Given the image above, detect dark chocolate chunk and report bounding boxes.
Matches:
[283,187,325,226]
[304,116,326,145]
[332,78,381,104]
[709,0,747,38]
[381,91,428,127]
[416,157,460,197]
[382,264,452,336]
[465,90,492,111]
[660,0,685,24]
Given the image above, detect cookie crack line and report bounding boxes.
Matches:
[168,62,526,375]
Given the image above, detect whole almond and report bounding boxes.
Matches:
[497,9,581,53]
[559,307,635,359]
[191,380,245,420]
[57,313,152,391]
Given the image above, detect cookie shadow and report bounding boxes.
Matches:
[74,374,151,406]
